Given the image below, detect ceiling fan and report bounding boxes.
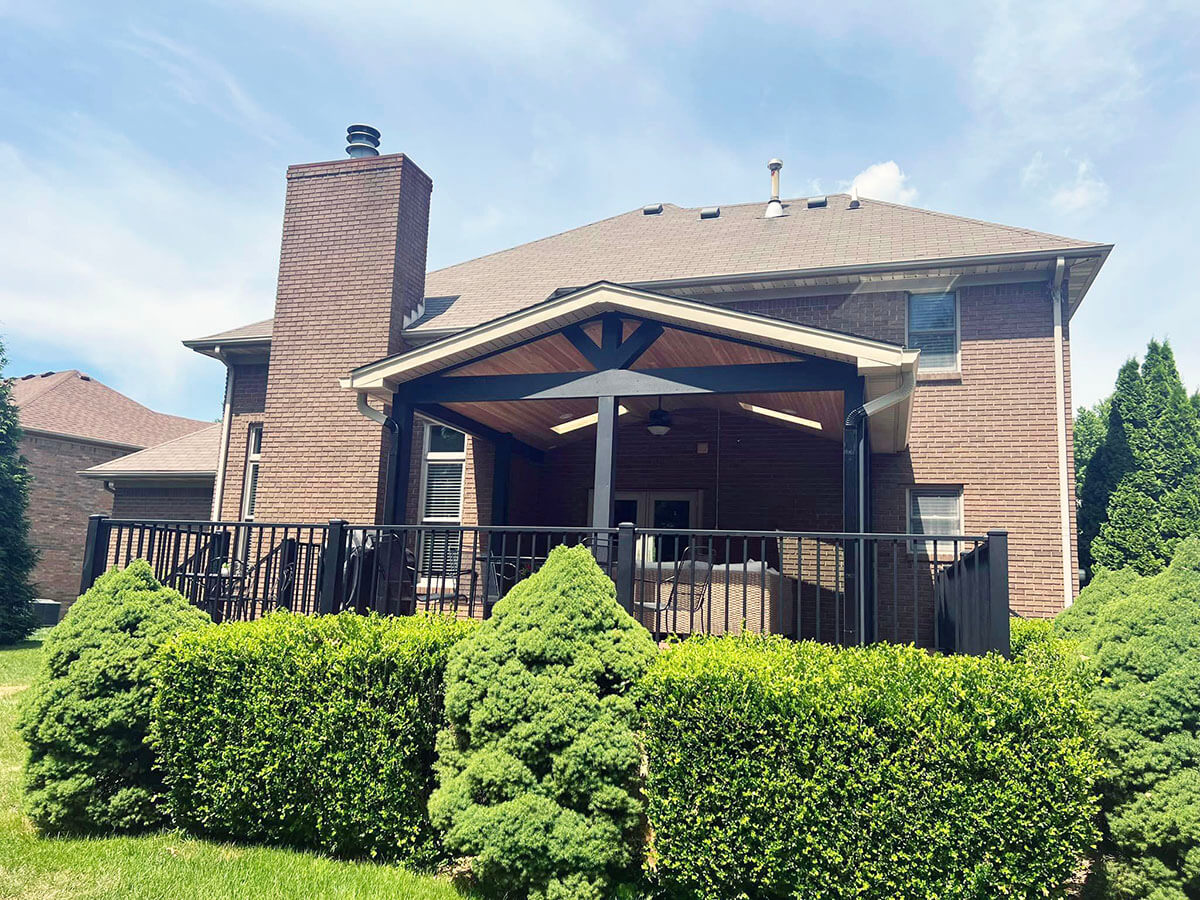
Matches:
[628,397,703,436]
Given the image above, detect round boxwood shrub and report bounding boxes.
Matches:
[153,611,473,863]
[640,635,1102,899]
[428,544,657,900]
[1055,537,1200,899]
[17,560,209,833]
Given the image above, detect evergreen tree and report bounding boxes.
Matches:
[1074,399,1109,498]
[1087,340,1200,575]
[0,337,38,644]
[1078,359,1141,576]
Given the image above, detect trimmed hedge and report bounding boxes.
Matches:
[640,636,1102,899]
[429,545,657,900]
[153,611,474,863]
[17,561,210,833]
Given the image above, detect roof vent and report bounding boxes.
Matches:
[79,374,91,381]
[20,373,34,380]
[699,206,720,219]
[346,124,381,158]
[765,159,785,218]
[806,196,828,209]
[41,371,54,377]
[643,203,663,215]
[848,186,861,209]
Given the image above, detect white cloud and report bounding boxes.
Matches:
[848,161,918,204]
[228,0,625,70]
[0,123,279,414]
[1051,159,1110,213]
[1019,150,1109,214]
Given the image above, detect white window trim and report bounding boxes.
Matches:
[240,424,262,522]
[906,291,961,374]
[905,486,965,559]
[418,423,466,525]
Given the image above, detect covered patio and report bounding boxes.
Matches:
[341,282,951,643]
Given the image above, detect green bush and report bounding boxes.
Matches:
[17,561,209,833]
[640,635,1102,899]
[429,544,657,900]
[153,611,473,863]
[1056,537,1200,899]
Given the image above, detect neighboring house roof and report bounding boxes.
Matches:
[188,193,1110,348]
[80,423,221,479]
[11,370,211,450]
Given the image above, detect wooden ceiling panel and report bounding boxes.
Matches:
[631,326,799,370]
[447,332,595,377]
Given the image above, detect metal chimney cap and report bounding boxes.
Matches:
[346,124,381,158]
[767,158,783,172]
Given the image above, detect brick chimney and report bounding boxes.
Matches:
[254,143,432,523]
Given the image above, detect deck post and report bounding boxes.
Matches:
[79,514,110,595]
[987,530,1011,657]
[615,521,636,612]
[591,395,620,566]
[319,519,349,614]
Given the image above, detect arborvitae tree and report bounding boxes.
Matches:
[0,338,38,644]
[1074,399,1109,498]
[1078,359,1141,576]
[1084,340,1200,576]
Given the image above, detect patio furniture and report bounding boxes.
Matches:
[634,546,714,633]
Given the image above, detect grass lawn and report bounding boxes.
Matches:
[0,634,464,899]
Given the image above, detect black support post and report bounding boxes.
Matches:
[384,395,414,525]
[615,521,636,612]
[79,514,110,596]
[491,434,513,527]
[319,519,348,614]
[988,530,1011,657]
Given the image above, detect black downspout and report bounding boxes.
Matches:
[843,378,871,645]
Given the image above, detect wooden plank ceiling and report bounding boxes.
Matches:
[447,318,797,377]
[442,390,844,451]
[437,317,842,450]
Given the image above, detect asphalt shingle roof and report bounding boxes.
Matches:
[188,193,1106,343]
[12,370,210,449]
[82,423,221,476]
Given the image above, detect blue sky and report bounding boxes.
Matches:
[1,0,1197,421]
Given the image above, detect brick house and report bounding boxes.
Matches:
[12,370,209,604]
[93,131,1110,644]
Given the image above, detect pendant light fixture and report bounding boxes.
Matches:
[647,397,671,436]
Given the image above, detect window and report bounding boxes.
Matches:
[419,425,466,569]
[907,488,964,556]
[907,292,959,372]
[241,424,263,521]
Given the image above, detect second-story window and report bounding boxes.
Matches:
[907,292,959,372]
[241,424,263,521]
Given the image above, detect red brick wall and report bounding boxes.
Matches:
[218,362,268,521]
[20,433,123,603]
[741,283,1071,617]
[112,483,214,520]
[255,153,431,523]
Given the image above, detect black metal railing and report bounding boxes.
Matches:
[80,516,1009,654]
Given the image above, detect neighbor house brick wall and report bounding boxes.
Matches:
[111,483,214,520]
[217,362,268,521]
[20,433,124,603]
[254,153,431,523]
